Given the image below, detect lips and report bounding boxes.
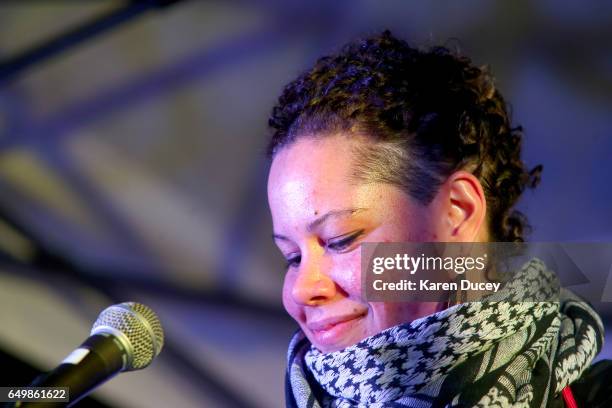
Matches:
[308,314,361,331]
[306,313,366,349]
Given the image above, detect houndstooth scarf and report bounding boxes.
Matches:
[285,259,604,408]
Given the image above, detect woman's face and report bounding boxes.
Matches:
[268,134,446,353]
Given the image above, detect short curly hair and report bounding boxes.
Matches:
[268,30,542,242]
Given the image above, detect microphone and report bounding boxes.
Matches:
[15,302,164,408]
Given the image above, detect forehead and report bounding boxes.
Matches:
[266,134,428,239]
[268,135,379,232]
[268,135,362,204]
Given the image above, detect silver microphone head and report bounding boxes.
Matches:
[91,302,164,371]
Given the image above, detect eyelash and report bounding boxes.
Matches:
[284,229,364,269]
[286,255,301,269]
[326,229,364,251]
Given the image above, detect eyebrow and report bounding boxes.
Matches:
[272,208,367,242]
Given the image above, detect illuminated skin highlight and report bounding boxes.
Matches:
[267,134,487,353]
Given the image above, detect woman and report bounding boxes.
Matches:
[266,31,608,407]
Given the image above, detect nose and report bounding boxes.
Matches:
[291,255,336,306]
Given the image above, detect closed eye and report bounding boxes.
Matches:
[285,254,301,269]
[326,229,364,252]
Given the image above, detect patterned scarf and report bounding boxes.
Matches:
[286,259,604,408]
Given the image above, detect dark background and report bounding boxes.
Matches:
[0,1,610,407]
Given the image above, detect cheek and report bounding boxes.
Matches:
[329,250,363,300]
[281,272,302,320]
[369,302,421,328]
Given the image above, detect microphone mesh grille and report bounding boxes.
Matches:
[92,302,164,370]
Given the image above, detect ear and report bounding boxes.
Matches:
[431,171,488,242]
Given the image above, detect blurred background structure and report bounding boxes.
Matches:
[0,1,610,407]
